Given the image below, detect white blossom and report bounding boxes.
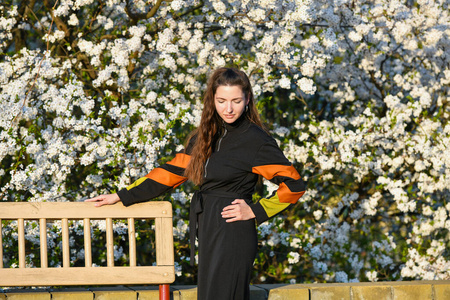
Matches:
[297,77,316,95]
[68,14,79,26]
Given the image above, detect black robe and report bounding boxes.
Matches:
[118,116,306,300]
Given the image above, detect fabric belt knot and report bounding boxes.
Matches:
[189,190,203,266]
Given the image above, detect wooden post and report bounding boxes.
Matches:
[84,218,92,267]
[18,218,25,268]
[156,208,173,300]
[40,218,48,268]
[0,218,3,268]
[62,218,70,268]
[128,217,136,267]
[106,218,114,267]
[155,216,174,266]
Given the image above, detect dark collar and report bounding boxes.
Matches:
[223,113,249,132]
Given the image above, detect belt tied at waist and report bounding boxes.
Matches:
[189,190,252,266]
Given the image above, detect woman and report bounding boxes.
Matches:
[86,67,306,299]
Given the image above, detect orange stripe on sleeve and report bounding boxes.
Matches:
[252,165,301,180]
[145,168,187,188]
[277,182,305,203]
[167,153,191,169]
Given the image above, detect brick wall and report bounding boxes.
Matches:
[1,280,449,299]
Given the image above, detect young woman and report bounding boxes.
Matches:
[86,67,306,299]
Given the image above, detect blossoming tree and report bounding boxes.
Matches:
[1,0,449,284]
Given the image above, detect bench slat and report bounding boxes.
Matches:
[0,201,172,219]
[0,266,175,286]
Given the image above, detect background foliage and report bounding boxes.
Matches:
[1,0,449,284]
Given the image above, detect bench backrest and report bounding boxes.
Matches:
[0,201,174,286]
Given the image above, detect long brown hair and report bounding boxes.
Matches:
[184,67,265,185]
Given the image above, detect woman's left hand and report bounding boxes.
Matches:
[221,199,256,223]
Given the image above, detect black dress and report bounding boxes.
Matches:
[117,116,306,300]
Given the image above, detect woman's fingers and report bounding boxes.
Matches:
[85,193,120,207]
[85,196,104,202]
[221,199,255,222]
[222,199,243,211]
[85,196,107,207]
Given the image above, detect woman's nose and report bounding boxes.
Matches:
[226,102,233,112]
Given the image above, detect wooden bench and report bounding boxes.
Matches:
[0,201,175,300]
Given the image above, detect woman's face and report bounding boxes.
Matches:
[214,85,249,124]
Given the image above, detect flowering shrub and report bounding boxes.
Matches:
[1,0,449,284]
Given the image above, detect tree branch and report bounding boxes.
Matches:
[173,2,204,20]
[125,0,164,25]
[76,53,98,80]
[43,0,70,38]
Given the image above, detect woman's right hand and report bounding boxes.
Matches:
[85,193,121,207]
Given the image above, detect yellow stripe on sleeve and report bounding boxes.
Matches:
[125,177,148,191]
[259,193,291,218]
